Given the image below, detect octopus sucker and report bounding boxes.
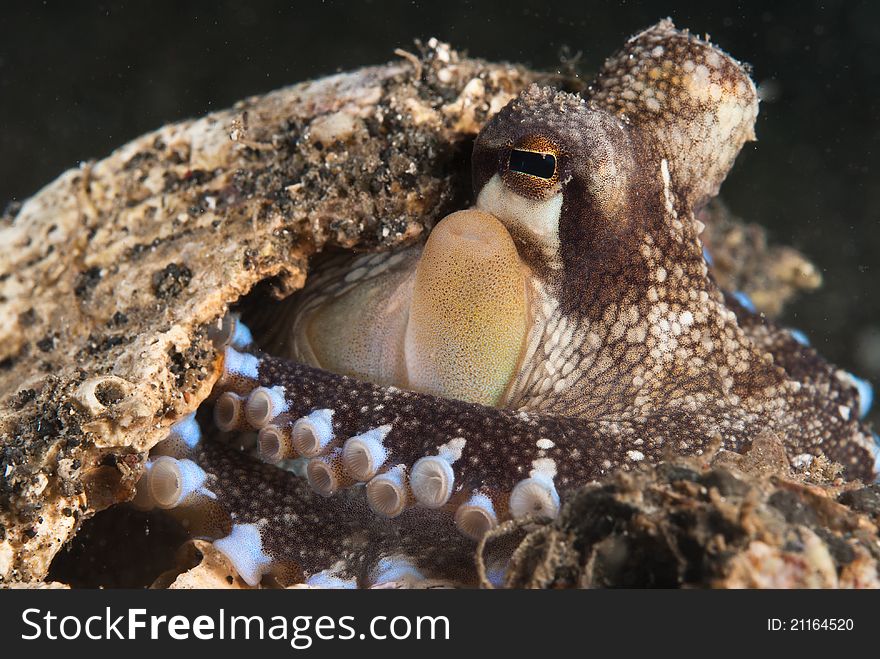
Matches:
[146,456,213,510]
[212,391,249,433]
[341,425,392,481]
[290,409,337,458]
[70,19,879,587]
[454,491,499,540]
[365,465,410,519]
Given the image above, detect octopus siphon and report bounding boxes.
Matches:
[131,20,878,588]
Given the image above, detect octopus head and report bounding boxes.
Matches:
[472,84,641,280]
[289,85,685,407]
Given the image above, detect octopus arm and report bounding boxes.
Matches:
[217,350,761,488]
[142,352,779,585]
[189,439,481,586]
[725,296,878,476]
[153,342,880,586]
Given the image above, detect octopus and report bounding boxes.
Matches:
[129,20,878,588]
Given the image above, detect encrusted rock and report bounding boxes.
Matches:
[701,200,822,316]
[491,435,880,588]
[0,41,535,583]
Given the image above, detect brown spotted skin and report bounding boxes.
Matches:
[192,438,478,585]
[153,21,876,585]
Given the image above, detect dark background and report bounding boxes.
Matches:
[2,0,878,397]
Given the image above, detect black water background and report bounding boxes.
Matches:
[1,0,878,417]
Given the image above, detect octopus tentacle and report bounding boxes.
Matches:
[730,293,868,403]
[139,415,486,586]
[141,338,875,587]
[214,344,876,501]
[724,296,877,472]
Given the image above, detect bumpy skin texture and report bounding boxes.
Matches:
[144,21,877,587]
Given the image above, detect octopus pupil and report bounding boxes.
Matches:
[508,149,556,179]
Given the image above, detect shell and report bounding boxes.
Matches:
[0,41,537,583]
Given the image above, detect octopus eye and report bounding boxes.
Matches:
[499,136,561,201]
[508,149,556,179]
